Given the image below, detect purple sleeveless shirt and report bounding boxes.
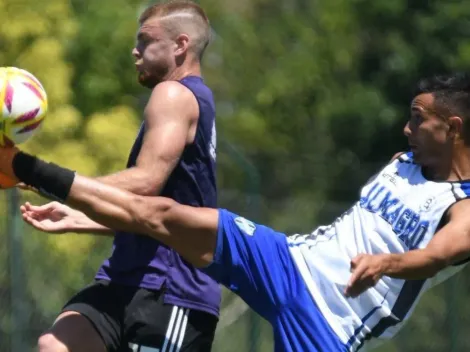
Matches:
[95,76,221,316]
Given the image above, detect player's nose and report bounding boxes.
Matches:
[132,47,140,59]
[403,121,411,137]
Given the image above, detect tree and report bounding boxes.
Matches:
[0,0,141,349]
[3,0,470,349]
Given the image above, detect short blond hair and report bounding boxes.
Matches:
[140,1,211,60]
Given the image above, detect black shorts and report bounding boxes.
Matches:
[62,280,218,352]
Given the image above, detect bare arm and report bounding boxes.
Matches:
[0,142,214,263]
[374,251,444,280]
[95,81,199,196]
[346,199,470,297]
[0,142,218,265]
[25,81,200,235]
[380,200,470,279]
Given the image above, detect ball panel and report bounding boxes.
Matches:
[9,78,44,118]
[0,74,8,118]
[4,82,13,113]
[10,122,43,144]
[16,68,46,92]
[22,81,46,102]
[0,66,48,146]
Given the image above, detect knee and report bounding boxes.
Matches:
[38,333,68,352]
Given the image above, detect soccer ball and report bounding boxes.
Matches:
[0,67,48,146]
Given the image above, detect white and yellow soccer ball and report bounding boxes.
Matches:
[0,67,48,146]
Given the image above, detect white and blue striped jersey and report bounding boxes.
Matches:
[287,152,470,351]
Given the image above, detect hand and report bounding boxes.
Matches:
[20,201,84,234]
[345,254,387,298]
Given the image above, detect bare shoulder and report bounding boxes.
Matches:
[145,80,199,120]
[149,80,196,104]
[447,198,470,226]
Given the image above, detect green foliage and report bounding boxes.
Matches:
[0,0,141,347]
[1,0,470,350]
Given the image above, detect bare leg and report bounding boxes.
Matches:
[66,175,220,267]
[38,311,106,352]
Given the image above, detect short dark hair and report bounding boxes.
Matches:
[414,73,470,142]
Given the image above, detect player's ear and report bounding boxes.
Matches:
[175,33,189,56]
[448,116,463,141]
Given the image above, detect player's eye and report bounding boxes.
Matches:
[412,112,423,121]
[136,34,151,48]
[409,112,423,128]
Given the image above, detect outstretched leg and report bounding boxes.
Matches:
[0,147,220,266]
[4,150,301,321]
[66,174,220,268]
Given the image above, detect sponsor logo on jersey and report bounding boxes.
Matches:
[382,172,398,186]
[360,182,429,249]
[235,217,256,236]
[420,196,435,212]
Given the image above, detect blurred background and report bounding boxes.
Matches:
[1,0,470,350]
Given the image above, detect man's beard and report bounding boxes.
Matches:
[138,71,160,89]
[138,66,168,88]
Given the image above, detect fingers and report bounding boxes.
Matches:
[22,201,59,214]
[345,265,366,298]
[21,207,43,222]
[345,254,383,298]
[21,210,63,233]
[20,202,53,222]
[346,279,369,298]
[345,255,369,298]
[21,211,46,231]
[350,256,360,271]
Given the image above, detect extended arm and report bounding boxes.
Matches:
[380,204,470,279]
[345,199,470,297]
[95,81,198,195]
[1,147,218,267]
[22,81,199,235]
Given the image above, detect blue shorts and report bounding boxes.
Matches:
[203,209,346,352]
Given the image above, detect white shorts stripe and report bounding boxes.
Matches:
[130,306,191,352]
[175,309,189,352]
[161,306,179,352]
[168,308,185,352]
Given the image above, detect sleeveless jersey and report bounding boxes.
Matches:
[287,152,470,351]
[95,76,221,316]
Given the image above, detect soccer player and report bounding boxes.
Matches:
[7,73,470,351]
[14,2,221,352]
